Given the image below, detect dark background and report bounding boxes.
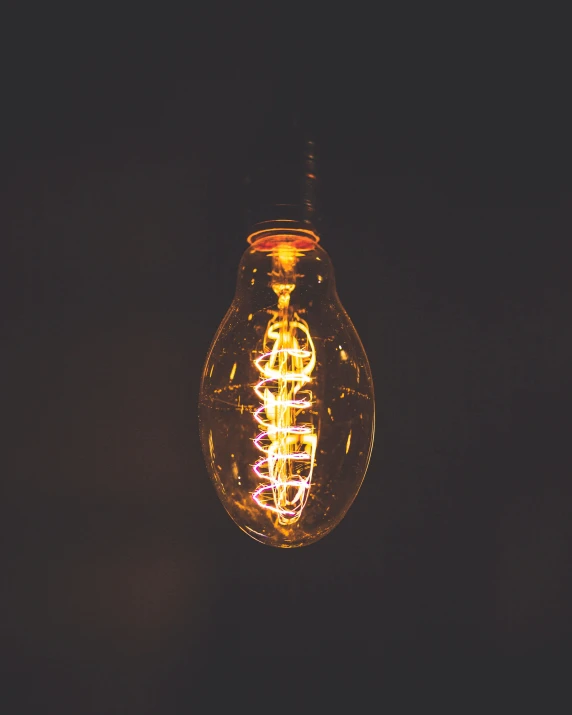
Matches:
[2,12,571,711]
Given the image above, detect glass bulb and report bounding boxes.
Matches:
[199,227,375,547]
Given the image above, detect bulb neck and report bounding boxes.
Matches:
[246,225,320,248]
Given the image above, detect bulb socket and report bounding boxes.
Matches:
[244,132,319,238]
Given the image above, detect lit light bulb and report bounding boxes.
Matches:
[199,143,374,547]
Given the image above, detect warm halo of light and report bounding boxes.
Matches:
[250,245,318,525]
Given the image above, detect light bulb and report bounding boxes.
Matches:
[199,225,375,547]
[199,138,374,547]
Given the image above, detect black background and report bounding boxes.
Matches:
[2,11,572,711]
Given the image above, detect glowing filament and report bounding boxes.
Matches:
[252,311,317,525]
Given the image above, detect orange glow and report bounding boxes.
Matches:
[251,243,317,524]
[247,228,320,249]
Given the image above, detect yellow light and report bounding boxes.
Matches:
[252,310,317,524]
